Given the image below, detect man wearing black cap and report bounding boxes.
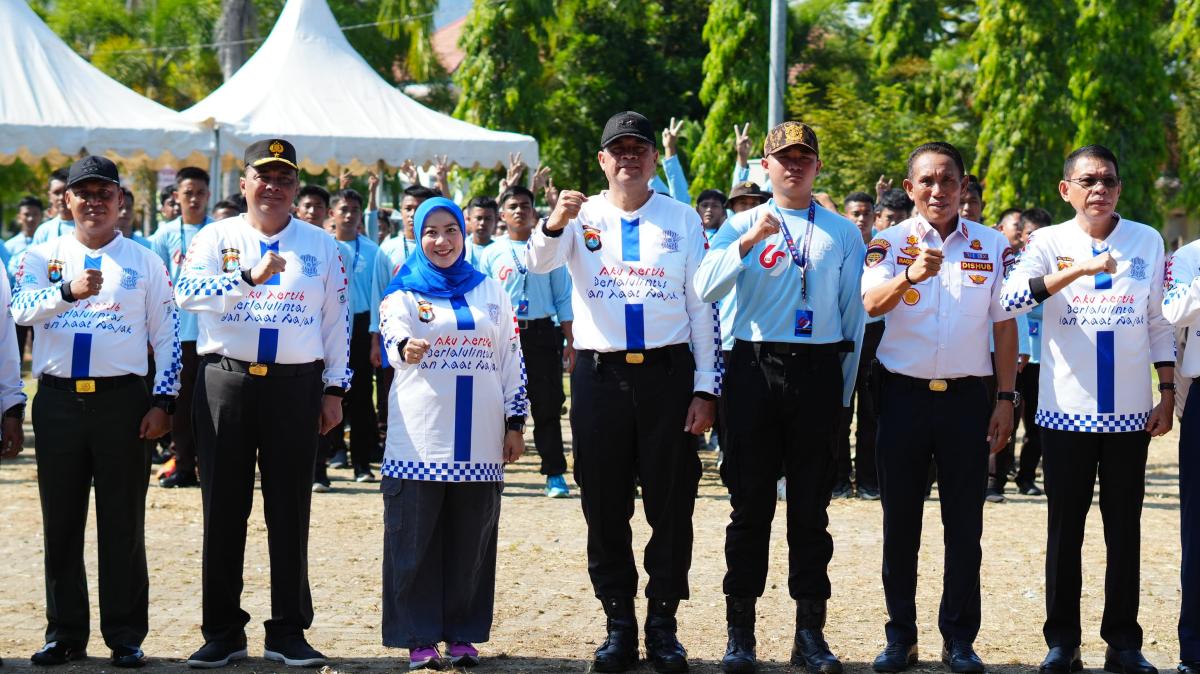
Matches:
[529,111,720,674]
[175,139,350,668]
[13,155,180,668]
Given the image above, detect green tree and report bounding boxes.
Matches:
[452,0,552,136]
[971,0,1076,221]
[690,0,768,192]
[1068,0,1169,224]
[1171,0,1200,212]
[376,0,440,82]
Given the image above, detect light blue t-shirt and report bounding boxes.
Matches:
[151,216,212,341]
[334,234,391,331]
[3,233,30,285]
[31,216,75,244]
[477,237,573,322]
[696,199,867,406]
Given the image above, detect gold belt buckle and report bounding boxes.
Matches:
[928,379,948,392]
[624,352,645,364]
[248,363,269,376]
[75,379,96,393]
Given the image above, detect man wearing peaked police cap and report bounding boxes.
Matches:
[174,139,351,669]
[528,111,720,674]
[696,121,866,674]
[12,155,180,668]
[860,142,1017,674]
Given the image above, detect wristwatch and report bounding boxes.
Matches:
[1159,382,1177,393]
[3,403,26,421]
[997,390,1022,407]
[153,395,177,415]
[506,415,527,433]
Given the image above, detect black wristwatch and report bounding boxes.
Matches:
[506,415,526,433]
[241,269,257,287]
[997,390,1021,406]
[324,386,347,398]
[3,403,25,421]
[153,395,177,415]
[1160,382,1177,393]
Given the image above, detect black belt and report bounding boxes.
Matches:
[585,343,691,366]
[744,339,853,357]
[884,368,982,392]
[516,317,555,331]
[40,373,140,394]
[204,355,323,377]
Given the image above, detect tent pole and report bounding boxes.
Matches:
[209,127,222,211]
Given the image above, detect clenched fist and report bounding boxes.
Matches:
[1080,252,1117,277]
[70,269,103,300]
[403,338,431,364]
[251,252,286,285]
[906,248,944,283]
[545,190,587,232]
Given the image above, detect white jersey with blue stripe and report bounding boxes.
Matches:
[528,191,721,395]
[11,232,181,395]
[174,215,352,390]
[695,200,867,406]
[1163,240,1200,378]
[378,279,528,482]
[1001,216,1174,432]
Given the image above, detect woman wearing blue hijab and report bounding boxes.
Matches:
[376,197,528,670]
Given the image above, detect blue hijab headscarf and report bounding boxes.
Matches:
[384,197,486,299]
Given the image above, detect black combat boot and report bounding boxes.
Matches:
[645,598,689,673]
[721,596,757,673]
[790,599,843,674]
[593,596,639,673]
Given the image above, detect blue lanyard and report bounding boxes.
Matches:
[352,236,362,273]
[771,199,817,301]
[508,241,528,275]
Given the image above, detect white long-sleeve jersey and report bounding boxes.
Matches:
[11,233,180,395]
[174,215,351,390]
[0,274,26,412]
[378,279,528,481]
[528,192,721,395]
[1161,240,1200,378]
[1000,217,1174,432]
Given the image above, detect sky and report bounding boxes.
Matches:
[433,0,471,29]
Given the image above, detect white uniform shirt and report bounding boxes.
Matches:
[861,216,1012,379]
[174,215,352,390]
[528,192,720,395]
[1002,217,1174,432]
[0,274,26,412]
[11,233,180,395]
[378,279,528,481]
[1164,241,1200,378]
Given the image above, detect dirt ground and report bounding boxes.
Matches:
[0,401,1186,673]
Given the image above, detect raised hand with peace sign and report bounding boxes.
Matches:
[734,123,752,167]
[662,117,684,158]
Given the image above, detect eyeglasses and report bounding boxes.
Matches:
[605,144,650,159]
[72,189,118,203]
[1066,176,1120,190]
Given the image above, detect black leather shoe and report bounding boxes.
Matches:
[721,596,756,674]
[645,598,688,673]
[1039,646,1083,674]
[111,645,146,668]
[874,643,918,672]
[159,470,198,488]
[593,597,639,673]
[31,642,87,666]
[1105,647,1158,674]
[942,641,985,673]
[1179,661,1200,674]
[791,600,842,674]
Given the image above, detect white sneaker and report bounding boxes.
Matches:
[312,481,330,493]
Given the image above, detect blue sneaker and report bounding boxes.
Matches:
[545,474,570,498]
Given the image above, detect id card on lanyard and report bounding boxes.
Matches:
[509,242,529,317]
[770,200,817,337]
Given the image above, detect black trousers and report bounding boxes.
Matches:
[33,377,151,649]
[571,345,701,600]
[1014,364,1043,485]
[194,357,323,644]
[836,321,883,489]
[875,371,990,645]
[1041,427,1149,650]
[721,341,841,599]
[174,341,200,475]
[381,478,501,648]
[318,312,376,476]
[1181,390,1200,662]
[520,319,566,476]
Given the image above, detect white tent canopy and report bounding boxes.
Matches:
[0,0,213,169]
[183,0,537,174]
